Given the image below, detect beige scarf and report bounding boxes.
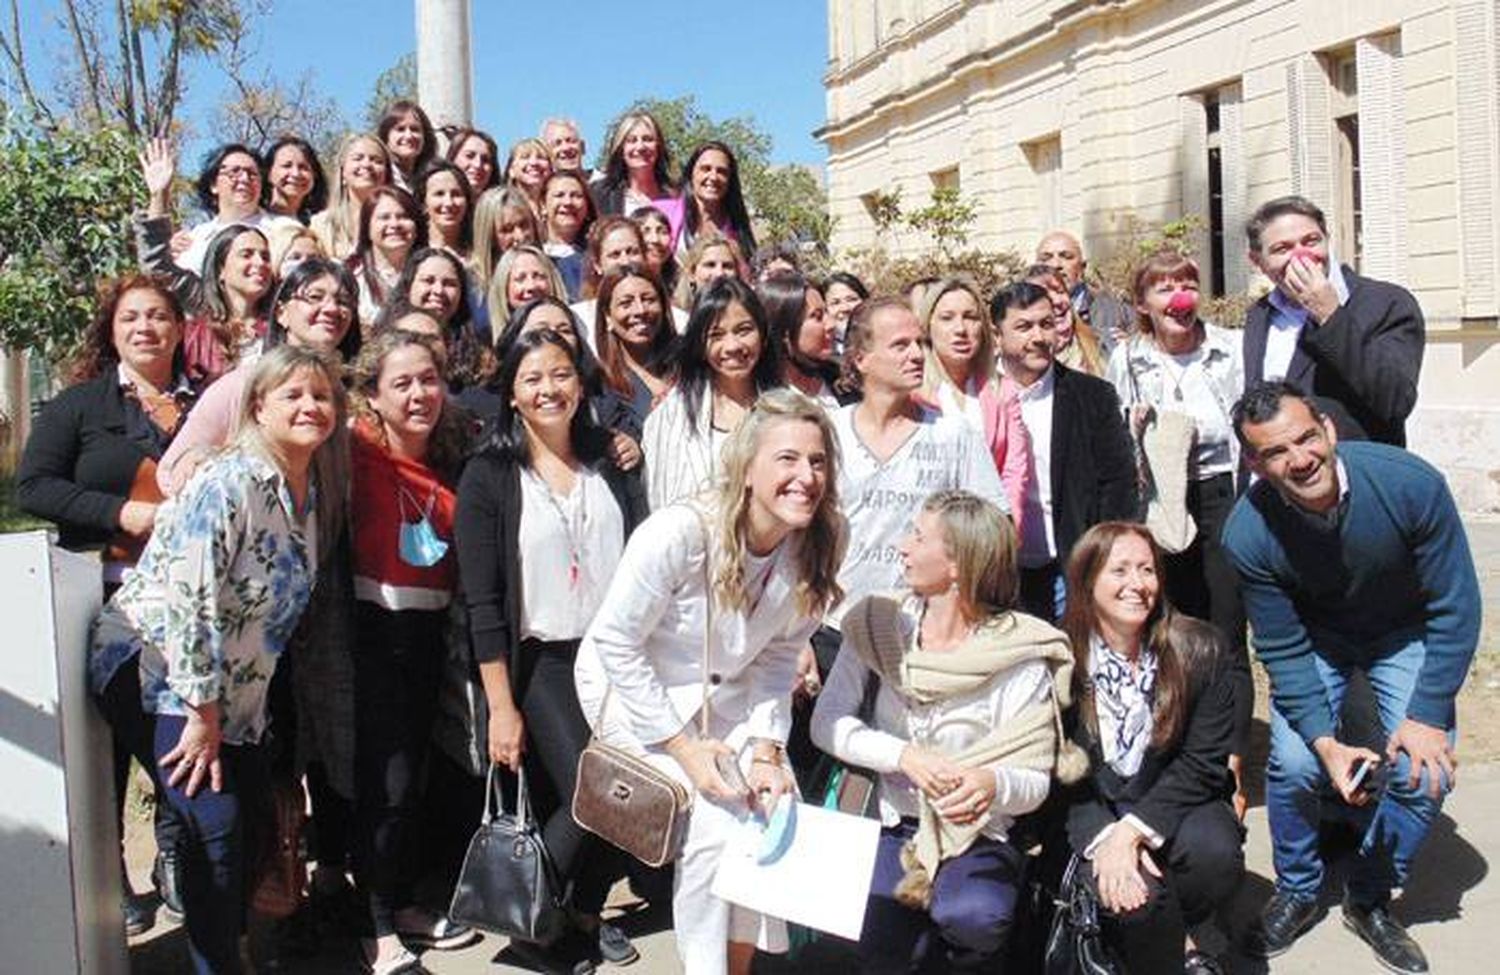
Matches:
[840,593,1088,908]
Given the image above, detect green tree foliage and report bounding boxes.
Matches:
[364,53,418,130]
[837,186,1023,297]
[599,95,832,252]
[0,116,142,361]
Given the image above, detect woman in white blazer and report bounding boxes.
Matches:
[575,387,846,975]
[641,277,781,510]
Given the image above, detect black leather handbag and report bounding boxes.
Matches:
[1044,854,1126,975]
[449,764,568,945]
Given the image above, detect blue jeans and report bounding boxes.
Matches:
[1265,633,1452,905]
[859,819,1025,974]
[154,714,270,974]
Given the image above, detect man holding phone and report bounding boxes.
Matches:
[1222,382,1481,973]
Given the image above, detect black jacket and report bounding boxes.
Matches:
[1242,266,1424,447]
[16,371,184,551]
[1063,617,1237,850]
[1047,363,1140,562]
[454,445,649,692]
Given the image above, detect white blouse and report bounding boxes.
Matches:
[516,466,625,641]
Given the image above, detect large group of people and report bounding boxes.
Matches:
[13,99,1480,975]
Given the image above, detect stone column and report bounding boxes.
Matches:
[414,0,473,130]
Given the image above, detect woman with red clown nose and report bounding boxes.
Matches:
[1105,250,1253,821]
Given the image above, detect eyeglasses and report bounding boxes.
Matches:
[292,290,355,313]
[218,165,261,183]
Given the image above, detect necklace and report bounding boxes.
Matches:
[1154,345,1200,402]
[525,466,588,589]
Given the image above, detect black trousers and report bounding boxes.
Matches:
[516,639,616,916]
[1094,801,1244,972]
[1165,473,1252,756]
[352,602,447,936]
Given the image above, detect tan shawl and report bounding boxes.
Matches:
[840,593,1088,908]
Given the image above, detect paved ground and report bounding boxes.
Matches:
[123,521,1500,973]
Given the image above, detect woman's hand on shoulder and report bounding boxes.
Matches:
[487,702,526,772]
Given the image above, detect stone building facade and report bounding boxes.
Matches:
[820,0,1500,512]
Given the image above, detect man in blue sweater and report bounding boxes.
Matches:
[1221,382,1480,974]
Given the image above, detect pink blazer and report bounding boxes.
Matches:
[917,376,1033,537]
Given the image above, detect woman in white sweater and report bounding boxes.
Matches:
[575,387,846,975]
[812,489,1084,973]
[641,277,780,509]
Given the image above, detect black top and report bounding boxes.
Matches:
[1241,266,1424,447]
[16,371,189,551]
[1062,616,1237,850]
[453,447,648,692]
[1047,362,1140,561]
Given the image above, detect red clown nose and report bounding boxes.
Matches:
[1166,291,1198,316]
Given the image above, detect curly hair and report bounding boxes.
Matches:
[349,328,470,478]
[69,275,185,383]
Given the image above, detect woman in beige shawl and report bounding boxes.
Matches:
[811,490,1084,973]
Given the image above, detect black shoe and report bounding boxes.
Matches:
[1247,890,1320,958]
[152,850,184,920]
[504,935,597,975]
[122,892,156,937]
[595,920,639,966]
[1342,896,1429,974]
[1184,948,1227,974]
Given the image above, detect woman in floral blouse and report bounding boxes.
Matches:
[89,345,348,974]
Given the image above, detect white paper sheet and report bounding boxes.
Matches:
[710,801,882,940]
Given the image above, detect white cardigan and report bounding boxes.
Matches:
[810,600,1052,840]
[574,503,818,748]
[641,386,719,511]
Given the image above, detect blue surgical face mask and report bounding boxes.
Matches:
[397,487,449,568]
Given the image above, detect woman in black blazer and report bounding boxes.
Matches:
[16,273,195,935]
[1057,522,1245,974]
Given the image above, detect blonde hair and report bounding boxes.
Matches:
[268,225,325,274]
[920,490,1018,621]
[916,276,995,401]
[231,345,350,560]
[486,245,568,341]
[471,186,542,282]
[673,230,744,310]
[1026,265,1104,376]
[712,388,845,618]
[317,134,392,258]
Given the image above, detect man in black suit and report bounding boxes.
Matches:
[992,280,1138,620]
[1242,196,1424,446]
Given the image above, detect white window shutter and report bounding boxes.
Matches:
[1220,83,1250,295]
[1357,34,1408,283]
[1179,94,1212,278]
[1455,1,1499,316]
[1286,54,1335,221]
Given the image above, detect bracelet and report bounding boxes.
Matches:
[751,757,782,768]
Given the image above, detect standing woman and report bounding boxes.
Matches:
[633,205,680,296]
[348,331,477,974]
[173,144,295,276]
[574,387,846,975]
[472,187,542,281]
[504,138,554,212]
[671,232,744,312]
[89,345,347,974]
[262,136,328,225]
[417,160,475,260]
[1108,251,1249,812]
[347,186,425,327]
[757,273,842,408]
[1026,264,1106,376]
[656,141,757,259]
[455,328,650,972]
[571,217,647,340]
[1058,522,1245,974]
[312,134,393,259]
[485,245,569,340]
[379,99,438,192]
[811,491,1080,974]
[590,111,675,217]
[593,265,677,437]
[179,225,275,386]
[384,247,488,392]
[445,127,500,195]
[915,277,1031,530]
[18,275,196,933]
[823,271,868,353]
[642,277,779,510]
[540,170,596,300]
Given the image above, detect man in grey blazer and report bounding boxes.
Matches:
[1241,196,1425,447]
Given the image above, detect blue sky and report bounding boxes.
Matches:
[19,1,830,165]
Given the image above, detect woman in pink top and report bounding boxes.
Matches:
[914,276,1031,533]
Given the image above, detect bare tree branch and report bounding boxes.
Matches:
[0,0,55,122]
[63,0,105,123]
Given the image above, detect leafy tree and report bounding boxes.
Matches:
[0,115,142,361]
[598,95,832,252]
[903,186,977,260]
[364,52,417,130]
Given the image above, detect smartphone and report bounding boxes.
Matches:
[715,752,750,797]
[1348,757,1382,795]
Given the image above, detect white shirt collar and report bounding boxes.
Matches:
[1013,364,1056,401]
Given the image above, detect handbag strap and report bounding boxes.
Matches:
[483,761,535,829]
[588,501,715,740]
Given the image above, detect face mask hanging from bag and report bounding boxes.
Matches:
[398,484,450,568]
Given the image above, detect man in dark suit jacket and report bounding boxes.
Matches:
[1242,195,1424,447]
[991,280,1139,620]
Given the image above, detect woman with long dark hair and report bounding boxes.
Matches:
[416,160,475,258]
[179,224,275,386]
[347,185,426,326]
[379,99,438,192]
[592,264,676,436]
[445,127,501,194]
[642,277,779,509]
[757,273,841,408]
[262,136,329,224]
[1057,522,1245,974]
[456,328,650,972]
[656,141,757,258]
[540,170,596,300]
